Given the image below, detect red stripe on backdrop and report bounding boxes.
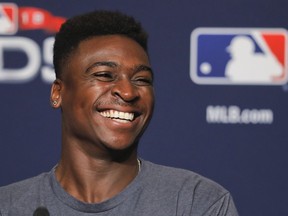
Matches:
[18,7,66,33]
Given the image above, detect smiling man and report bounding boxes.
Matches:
[0,11,238,215]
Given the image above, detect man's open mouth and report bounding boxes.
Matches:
[99,110,135,122]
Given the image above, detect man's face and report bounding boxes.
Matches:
[52,35,154,152]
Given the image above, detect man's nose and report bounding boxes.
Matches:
[111,78,140,102]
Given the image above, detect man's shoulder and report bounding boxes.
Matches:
[142,160,238,215]
[144,160,226,192]
[0,172,49,209]
[143,160,231,204]
[0,174,44,192]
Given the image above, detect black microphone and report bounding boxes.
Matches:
[33,207,50,216]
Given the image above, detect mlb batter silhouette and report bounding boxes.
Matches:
[225,35,282,83]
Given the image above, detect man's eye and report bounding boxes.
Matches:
[93,72,114,81]
[133,77,153,86]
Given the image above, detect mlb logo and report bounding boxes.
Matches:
[190,28,288,85]
[0,3,18,35]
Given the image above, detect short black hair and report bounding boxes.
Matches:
[53,10,148,78]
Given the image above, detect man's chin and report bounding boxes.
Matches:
[103,141,138,162]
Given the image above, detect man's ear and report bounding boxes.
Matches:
[50,79,63,108]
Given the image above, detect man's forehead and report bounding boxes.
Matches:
[78,35,147,53]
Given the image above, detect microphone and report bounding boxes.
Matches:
[33,207,50,216]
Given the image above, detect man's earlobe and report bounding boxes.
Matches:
[50,79,62,108]
[51,100,59,107]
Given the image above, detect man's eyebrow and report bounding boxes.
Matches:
[85,61,153,75]
[134,64,153,75]
[86,61,118,73]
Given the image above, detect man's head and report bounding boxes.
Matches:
[51,11,154,155]
[53,10,148,79]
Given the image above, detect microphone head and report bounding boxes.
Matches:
[33,207,50,216]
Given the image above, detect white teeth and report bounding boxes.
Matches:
[119,112,124,119]
[100,110,134,121]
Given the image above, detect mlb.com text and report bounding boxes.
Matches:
[206,105,273,124]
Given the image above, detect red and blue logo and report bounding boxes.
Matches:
[0,3,18,34]
[190,28,288,85]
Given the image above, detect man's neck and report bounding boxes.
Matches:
[55,141,139,203]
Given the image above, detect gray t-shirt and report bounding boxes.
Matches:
[0,160,239,215]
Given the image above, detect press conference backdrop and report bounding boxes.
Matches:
[1,0,287,215]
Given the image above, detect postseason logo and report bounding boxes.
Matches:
[0,3,66,84]
[190,28,288,85]
[0,2,65,35]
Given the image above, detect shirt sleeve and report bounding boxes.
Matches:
[201,192,239,216]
